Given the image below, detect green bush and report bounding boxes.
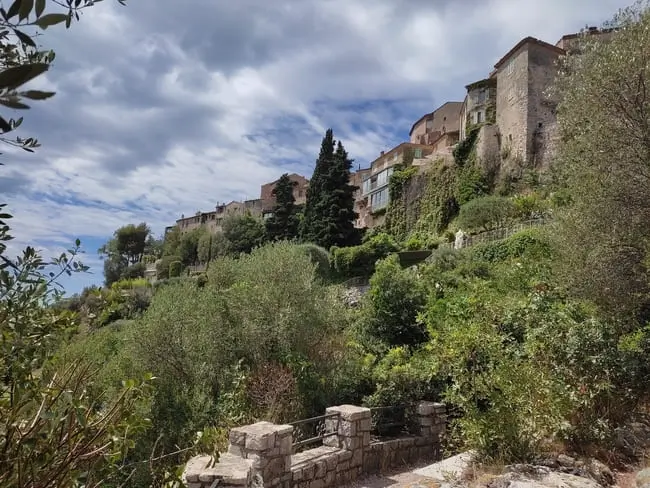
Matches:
[331,233,399,278]
[122,261,146,279]
[456,195,516,232]
[471,229,551,263]
[169,260,183,278]
[297,243,331,281]
[156,255,180,279]
[359,255,428,350]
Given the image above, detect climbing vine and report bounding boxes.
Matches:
[384,164,418,241]
[453,125,480,167]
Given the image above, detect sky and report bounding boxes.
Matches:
[1,0,631,295]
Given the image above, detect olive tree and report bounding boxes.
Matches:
[551,1,650,324]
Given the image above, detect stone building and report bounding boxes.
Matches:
[460,28,613,175]
[459,78,497,141]
[349,167,371,228]
[357,142,435,227]
[409,101,463,146]
[175,199,265,235]
[260,173,309,207]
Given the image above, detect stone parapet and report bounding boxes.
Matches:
[183,402,447,488]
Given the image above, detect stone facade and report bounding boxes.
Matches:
[409,102,463,145]
[183,402,447,488]
[260,173,310,208]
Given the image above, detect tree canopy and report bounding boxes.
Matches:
[265,173,300,241]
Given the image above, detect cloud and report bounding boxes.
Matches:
[0,0,632,293]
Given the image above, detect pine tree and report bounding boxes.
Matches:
[266,173,299,241]
[301,129,335,243]
[301,129,359,249]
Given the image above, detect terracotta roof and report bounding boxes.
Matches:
[493,36,565,70]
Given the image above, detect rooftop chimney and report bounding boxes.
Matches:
[380,151,385,156]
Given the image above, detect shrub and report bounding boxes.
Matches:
[331,233,399,278]
[456,195,516,232]
[297,243,331,281]
[169,260,183,278]
[156,255,180,279]
[471,229,551,263]
[122,261,146,279]
[359,255,428,349]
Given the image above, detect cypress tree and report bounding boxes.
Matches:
[301,129,359,248]
[301,129,335,243]
[265,173,299,241]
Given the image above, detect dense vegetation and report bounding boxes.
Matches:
[3,1,650,487]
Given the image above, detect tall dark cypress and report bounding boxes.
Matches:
[324,140,359,248]
[301,129,335,243]
[265,174,299,241]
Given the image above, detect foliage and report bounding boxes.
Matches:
[452,125,480,167]
[222,213,266,255]
[456,195,516,233]
[122,261,146,279]
[169,260,182,278]
[162,225,181,256]
[358,255,428,350]
[457,164,490,205]
[470,228,552,263]
[265,173,300,241]
[550,1,650,323]
[178,227,204,266]
[296,243,331,281]
[0,209,151,487]
[384,164,419,241]
[301,129,359,248]
[156,254,181,280]
[99,223,153,286]
[331,233,399,278]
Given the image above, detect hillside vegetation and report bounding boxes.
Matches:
[3,2,650,488]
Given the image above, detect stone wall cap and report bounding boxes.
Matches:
[196,454,252,485]
[236,421,288,435]
[183,455,215,482]
[325,404,371,420]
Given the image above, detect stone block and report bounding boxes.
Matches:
[292,468,303,481]
[279,434,292,455]
[326,405,371,422]
[362,431,371,447]
[339,419,356,437]
[417,401,436,416]
[228,444,244,457]
[229,429,247,446]
[336,461,350,473]
[187,483,202,488]
[325,454,337,471]
[247,453,266,470]
[322,435,339,448]
[342,435,361,450]
[311,478,325,488]
[265,457,287,480]
[351,448,363,467]
[315,461,327,479]
[325,470,336,485]
[359,418,372,432]
[338,450,352,462]
[419,415,434,426]
[303,462,316,480]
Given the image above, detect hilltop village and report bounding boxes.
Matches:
[167,27,612,235]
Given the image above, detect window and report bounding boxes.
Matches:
[371,188,389,210]
[506,61,514,75]
[426,119,433,130]
[414,148,422,158]
[476,111,483,124]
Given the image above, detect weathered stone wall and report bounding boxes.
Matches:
[183,402,446,488]
[495,45,530,168]
[526,43,562,170]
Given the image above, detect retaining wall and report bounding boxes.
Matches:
[183,402,446,488]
